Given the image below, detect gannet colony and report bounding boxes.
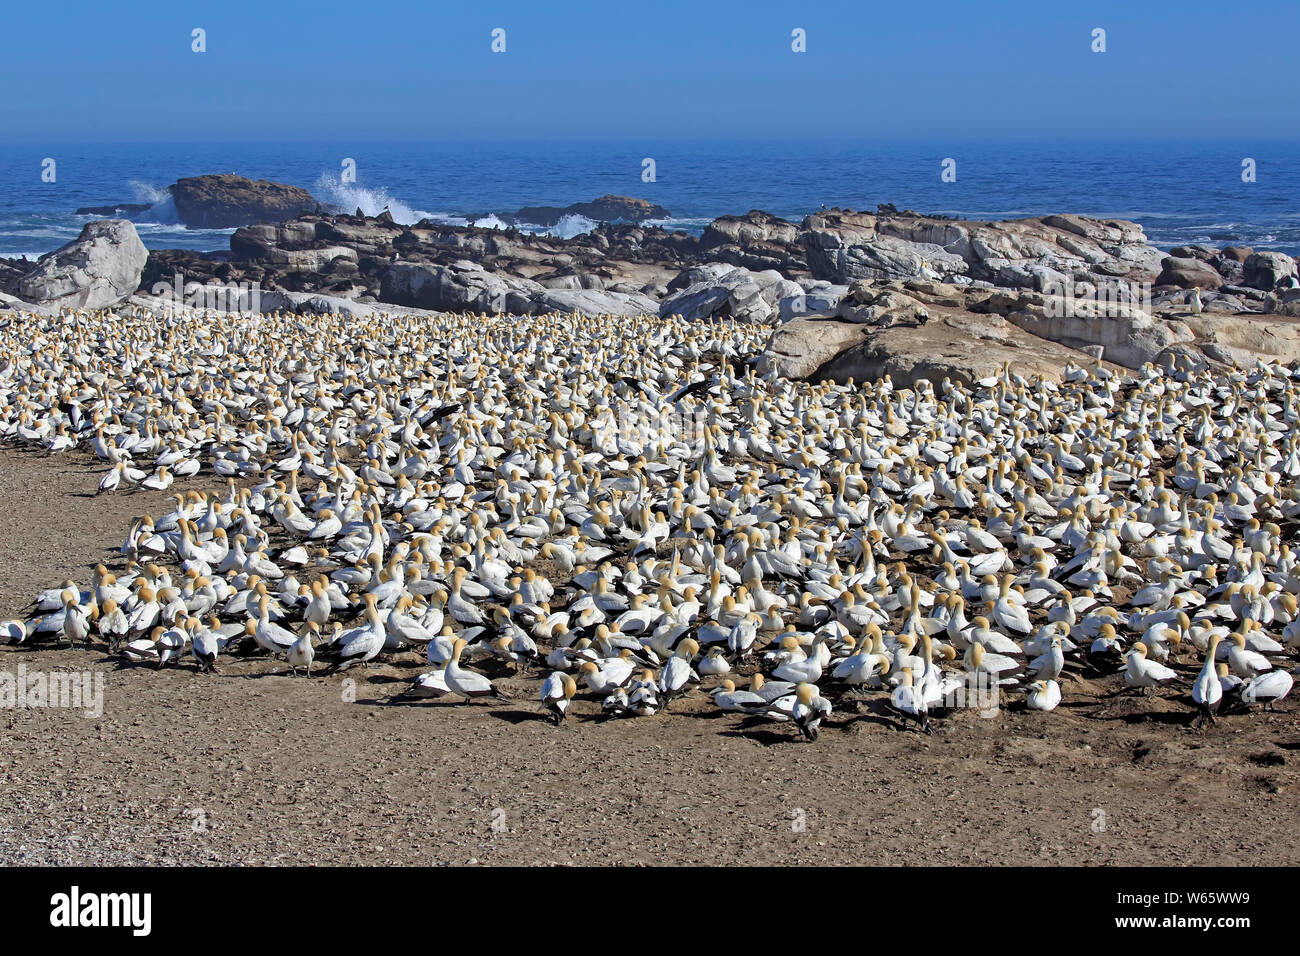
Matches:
[2,304,1297,738]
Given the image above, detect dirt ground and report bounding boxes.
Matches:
[2,445,1298,866]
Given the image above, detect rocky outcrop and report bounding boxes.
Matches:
[265,245,359,273]
[1004,310,1195,371]
[170,174,320,229]
[42,196,1288,379]
[75,202,153,217]
[759,317,870,379]
[1182,311,1300,365]
[760,310,1101,388]
[820,312,1103,387]
[801,208,1164,290]
[659,265,802,324]
[780,280,848,321]
[378,260,657,316]
[0,289,60,315]
[14,219,148,309]
[1156,256,1223,290]
[698,211,808,273]
[535,287,660,316]
[168,204,1190,319]
[508,195,670,228]
[759,274,1300,387]
[701,210,801,249]
[380,261,544,314]
[1244,251,1299,291]
[836,282,933,326]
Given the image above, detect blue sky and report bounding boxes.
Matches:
[2,0,1297,143]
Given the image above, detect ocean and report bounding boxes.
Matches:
[1,139,1296,259]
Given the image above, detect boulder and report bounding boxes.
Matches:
[170,174,319,229]
[659,280,732,320]
[1243,251,1298,291]
[698,211,808,272]
[1156,256,1223,290]
[536,275,588,291]
[1209,254,1245,286]
[75,202,153,218]
[835,283,931,326]
[758,317,869,379]
[509,195,670,228]
[801,208,1162,289]
[1184,312,1300,365]
[534,288,659,316]
[262,291,431,318]
[779,284,848,321]
[1201,291,1249,314]
[1005,310,1195,370]
[378,261,657,317]
[701,210,801,249]
[851,235,968,282]
[266,245,359,273]
[659,266,801,323]
[1170,245,1219,262]
[1220,284,1269,303]
[666,263,735,293]
[380,262,543,314]
[15,219,148,309]
[763,312,1097,388]
[807,225,966,283]
[1265,289,1300,318]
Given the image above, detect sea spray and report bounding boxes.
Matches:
[314,171,431,225]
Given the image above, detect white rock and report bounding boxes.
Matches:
[16,220,148,309]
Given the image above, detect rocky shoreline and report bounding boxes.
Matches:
[4,173,1300,385]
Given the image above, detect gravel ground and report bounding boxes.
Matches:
[2,446,1298,866]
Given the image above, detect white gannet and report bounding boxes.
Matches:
[287,621,318,677]
[1191,633,1223,728]
[1237,670,1293,711]
[657,637,701,708]
[1124,642,1179,695]
[1025,679,1061,712]
[444,637,510,703]
[890,667,930,734]
[540,671,578,724]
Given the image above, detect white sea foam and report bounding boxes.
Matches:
[142,195,182,225]
[643,216,712,232]
[120,181,186,225]
[422,213,471,227]
[470,214,510,230]
[543,214,598,239]
[128,181,172,205]
[132,222,235,237]
[314,172,435,225]
[0,226,72,240]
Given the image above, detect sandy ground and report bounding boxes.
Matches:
[2,445,1298,866]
